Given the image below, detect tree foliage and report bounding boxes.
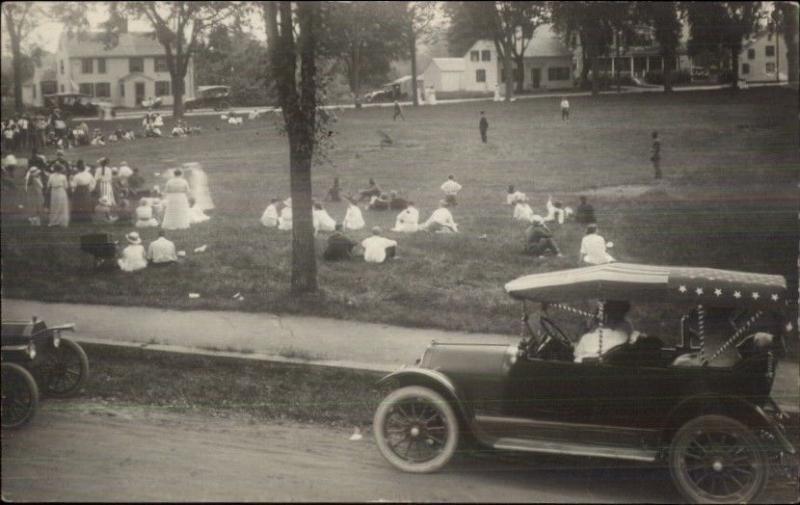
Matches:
[319,1,408,102]
[683,1,763,89]
[772,1,799,84]
[2,2,43,113]
[636,1,682,92]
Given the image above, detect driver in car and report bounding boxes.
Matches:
[573,300,638,363]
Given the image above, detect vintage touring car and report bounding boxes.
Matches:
[1,317,90,429]
[373,263,796,504]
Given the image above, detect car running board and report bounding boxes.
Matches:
[491,437,659,462]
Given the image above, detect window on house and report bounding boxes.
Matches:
[470,50,479,62]
[747,48,755,60]
[547,67,571,81]
[481,50,491,62]
[155,57,169,73]
[129,57,144,73]
[155,80,171,96]
[81,58,93,74]
[741,63,750,74]
[79,83,94,96]
[766,62,776,73]
[765,45,775,57]
[476,69,486,83]
[98,58,106,74]
[95,82,110,98]
[119,82,125,97]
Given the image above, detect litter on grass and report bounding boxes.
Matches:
[349,427,363,441]
[188,293,200,299]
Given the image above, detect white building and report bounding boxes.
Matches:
[421,58,466,93]
[54,30,195,108]
[21,53,58,107]
[739,29,790,83]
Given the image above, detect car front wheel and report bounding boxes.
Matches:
[1,362,40,429]
[42,338,90,397]
[373,385,459,473]
[669,414,768,504]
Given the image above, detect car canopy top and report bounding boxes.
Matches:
[505,263,788,312]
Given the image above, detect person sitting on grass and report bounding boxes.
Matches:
[323,224,356,261]
[278,199,293,230]
[324,177,342,202]
[118,231,148,272]
[357,178,382,203]
[147,230,178,266]
[368,192,391,211]
[391,201,419,233]
[506,185,527,206]
[575,195,596,224]
[312,201,337,234]
[440,174,462,207]
[343,197,365,231]
[388,190,409,211]
[260,198,281,228]
[513,200,535,222]
[361,226,398,264]
[420,201,459,233]
[94,196,119,224]
[135,198,159,228]
[543,195,566,225]
[580,224,614,265]
[189,197,210,224]
[525,216,563,258]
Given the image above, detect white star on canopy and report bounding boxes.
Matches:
[695,287,704,295]
[733,291,742,298]
[678,285,687,293]
[714,289,722,296]
[771,294,779,301]
[752,292,760,300]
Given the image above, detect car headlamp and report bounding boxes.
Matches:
[27,342,37,359]
[52,331,61,348]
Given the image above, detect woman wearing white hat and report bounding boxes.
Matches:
[93,195,119,224]
[23,164,44,225]
[118,231,148,272]
[161,168,191,230]
[46,163,70,227]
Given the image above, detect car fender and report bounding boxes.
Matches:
[662,394,796,454]
[377,367,474,424]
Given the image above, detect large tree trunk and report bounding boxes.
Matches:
[502,40,513,102]
[171,69,185,118]
[663,52,675,93]
[782,4,798,84]
[729,46,739,90]
[590,54,599,96]
[288,135,317,293]
[410,25,418,106]
[12,35,24,114]
[514,53,525,93]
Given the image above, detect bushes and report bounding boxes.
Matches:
[577,71,636,90]
[644,70,692,86]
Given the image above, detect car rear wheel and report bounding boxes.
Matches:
[374,386,459,473]
[1,362,40,429]
[669,414,768,504]
[42,338,89,397]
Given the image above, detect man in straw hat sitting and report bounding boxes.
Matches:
[420,201,459,233]
[118,231,148,272]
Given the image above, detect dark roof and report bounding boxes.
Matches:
[61,32,165,58]
[505,263,788,311]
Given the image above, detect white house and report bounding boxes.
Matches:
[421,58,466,92]
[505,24,575,90]
[55,30,195,108]
[739,29,790,83]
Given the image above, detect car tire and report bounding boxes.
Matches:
[1,362,40,429]
[669,414,768,504]
[373,385,459,473]
[43,338,90,398]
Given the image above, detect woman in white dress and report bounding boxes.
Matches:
[184,162,214,211]
[260,199,280,227]
[47,163,70,227]
[312,202,337,233]
[391,202,419,232]
[94,158,116,207]
[188,197,211,224]
[135,199,159,228]
[161,169,191,230]
[513,201,534,222]
[343,199,365,231]
[278,202,293,230]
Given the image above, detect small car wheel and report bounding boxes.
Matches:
[669,414,768,504]
[1,362,40,429]
[374,385,459,473]
[42,338,90,398]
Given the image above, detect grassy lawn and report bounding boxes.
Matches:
[1,88,797,335]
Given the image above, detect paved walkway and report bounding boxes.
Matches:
[2,298,796,412]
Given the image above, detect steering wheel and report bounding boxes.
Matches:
[539,316,572,348]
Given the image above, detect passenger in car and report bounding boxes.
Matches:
[573,300,634,363]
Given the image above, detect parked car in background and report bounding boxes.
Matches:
[373,263,796,504]
[141,96,163,109]
[43,93,102,118]
[184,85,231,111]
[691,66,711,80]
[1,317,90,429]
[364,88,406,103]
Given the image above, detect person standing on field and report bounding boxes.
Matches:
[560,97,570,120]
[393,100,404,121]
[479,111,489,143]
[651,131,662,179]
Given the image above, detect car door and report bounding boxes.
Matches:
[506,357,594,424]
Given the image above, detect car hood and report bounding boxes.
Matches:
[420,342,519,377]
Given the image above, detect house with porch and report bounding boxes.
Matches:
[55,29,195,108]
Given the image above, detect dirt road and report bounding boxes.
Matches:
[3,401,796,503]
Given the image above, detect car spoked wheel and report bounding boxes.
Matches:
[1,362,40,429]
[669,415,768,504]
[42,338,89,397]
[374,386,459,473]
